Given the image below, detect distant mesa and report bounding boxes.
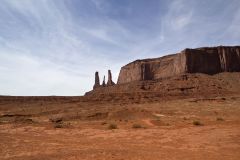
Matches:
[117,46,240,84]
[91,45,240,90]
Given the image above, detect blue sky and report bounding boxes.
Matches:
[0,0,239,96]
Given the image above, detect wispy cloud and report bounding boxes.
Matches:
[0,0,239,95]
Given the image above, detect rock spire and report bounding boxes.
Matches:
[102,75,106,87]
[93,71,100,89]
[107,70,115,86]
[92,70,115,89]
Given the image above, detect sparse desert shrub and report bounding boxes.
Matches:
[101,121,107,125]
[49,117,63,123]
[193,120,202,126]
[132,124,142,129]
[140,85,145,90]
[216,117,224,121]
[165,123,170,126]
[13,117,35,124]
[54,123,64,128]
[24,118,35,124]
[53,122,71,129]
[108,123,117,129]
[50,117,71,129]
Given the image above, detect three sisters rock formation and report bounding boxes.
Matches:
[93,70,115,89]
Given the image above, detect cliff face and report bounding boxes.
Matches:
[117,46,240,84]
[185,46,240,73]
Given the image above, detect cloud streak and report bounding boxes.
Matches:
[0,0,239,95]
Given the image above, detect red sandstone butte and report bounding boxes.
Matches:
[117,46,240,84]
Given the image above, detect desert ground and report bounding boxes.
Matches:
[0,92,240,160]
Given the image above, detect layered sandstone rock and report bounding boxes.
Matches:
[117,46,240,84]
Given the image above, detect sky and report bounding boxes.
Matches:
[0,0,239,96]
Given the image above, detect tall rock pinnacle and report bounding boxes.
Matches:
[93,71,100,89]
[107,70,115,86]
[102,75,106,87]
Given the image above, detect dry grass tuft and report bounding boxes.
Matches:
[132,124,142,129]
[216,117,224,121]
[108,123,117,129]
[193,120,203,126]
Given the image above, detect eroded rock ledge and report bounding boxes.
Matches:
[117,46,240,84]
